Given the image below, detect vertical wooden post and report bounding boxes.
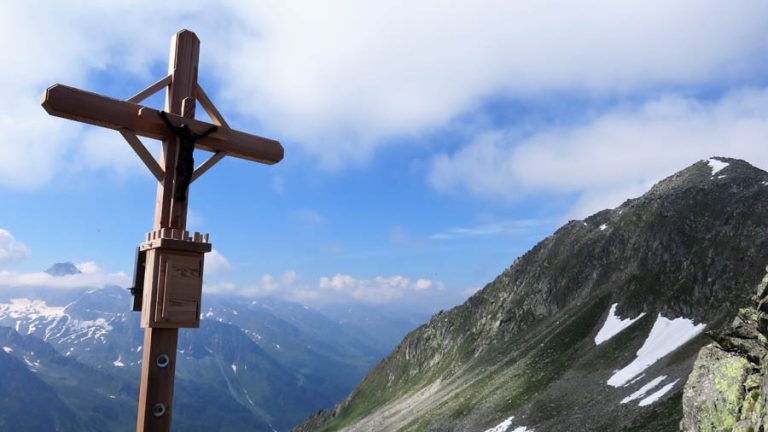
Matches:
[136,29,200,432]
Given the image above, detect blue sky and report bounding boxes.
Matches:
[1,1,768,310]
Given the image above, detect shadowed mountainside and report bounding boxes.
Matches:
[296,158,768,432]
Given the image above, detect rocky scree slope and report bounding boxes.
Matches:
[295,158,768,432]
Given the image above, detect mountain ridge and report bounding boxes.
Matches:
[295,157,768,431]
[0,285,427,430]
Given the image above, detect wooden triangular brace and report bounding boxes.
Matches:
[118,129,165,181]
[127,75,172,104]
[195,84,229,128]
[191,151,226,183]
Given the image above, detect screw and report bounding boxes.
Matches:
[152,403,166,417]
[156,354,170,368]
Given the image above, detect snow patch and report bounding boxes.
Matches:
[58,318,113,344]
[23,356,40,369]
[2,346,12,353]
[483,417,532,432]
[608,315,705,387]
[639,379,679,406]
[0,299,115,345]
[621,376,666,404]
[113,356,125,367]
[595,304,645,345]
[484,417,513,432]
[243,388,256,407]
[599,224,608,231]
[707,158,729,175]
[0,298,65,319]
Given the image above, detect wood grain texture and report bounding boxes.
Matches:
[139,29,198,432]
[42,84,283,164]
[135,327,178,432]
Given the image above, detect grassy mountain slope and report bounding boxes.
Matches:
[0,347,92,431]
[296,158,768,432]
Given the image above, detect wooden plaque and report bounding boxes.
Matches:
[141,240,211,329]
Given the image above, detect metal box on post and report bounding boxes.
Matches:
[139,230,211,328]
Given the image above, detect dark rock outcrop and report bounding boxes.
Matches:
[682,272,768,431]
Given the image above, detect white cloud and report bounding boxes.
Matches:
[415,279,432,291]
[73,128,149,177]
[430,219,552,240]
[316,273,443,303]
[0,1,218,188]
[204,249,232,275]
[0,268,129,289]
[0,229,31,267]
[429,88,768,219]
[2,1,768,185]
[204,281,237,295]
[219,0,768,166]
[74,261,101,275]
[209,270,443,304]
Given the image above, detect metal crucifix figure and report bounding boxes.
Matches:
[157,110,218,203]
[41,29,283,432]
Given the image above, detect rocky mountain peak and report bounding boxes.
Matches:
[639,157,767,202]
[296,157,768,432]
[44,262,81,276]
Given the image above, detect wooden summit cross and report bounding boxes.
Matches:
[41,29,283,432]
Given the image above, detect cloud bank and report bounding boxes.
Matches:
[206,271,443,305]
[0,229,31,267]
[0,269,130,290]
[0,228,128,289]
[2,1,768,186]
[204,249,232,275]
[430,89,768,218]
[221,1,768,167]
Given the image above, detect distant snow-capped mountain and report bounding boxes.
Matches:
[44,262,82,276]
[0,282,428,431]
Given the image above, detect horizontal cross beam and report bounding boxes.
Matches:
[41,84,283,165]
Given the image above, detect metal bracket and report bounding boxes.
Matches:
[129,248,147,312]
